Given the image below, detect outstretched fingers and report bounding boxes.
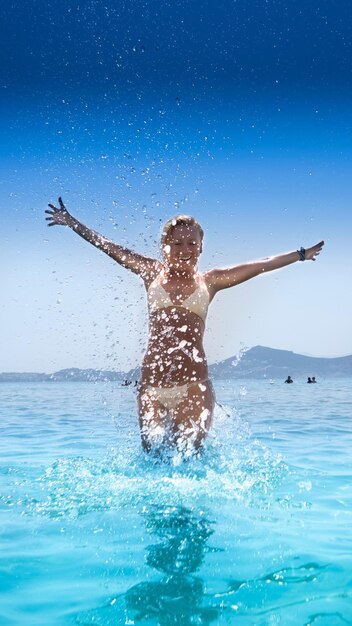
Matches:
[314,240,324,255]
[45,197,69,227]
[45,196,68,226]
[45,205,57,226]
[307,240,324,261]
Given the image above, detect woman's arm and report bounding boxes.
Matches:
[205,241,324,296]
[45,197,159,277]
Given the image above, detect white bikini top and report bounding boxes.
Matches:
[147,274,210,322]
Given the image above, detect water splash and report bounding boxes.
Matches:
[4,403,287,522]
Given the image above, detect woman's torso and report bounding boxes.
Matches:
[141,270,210,387]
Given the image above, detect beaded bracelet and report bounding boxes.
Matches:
[297,247,306,261]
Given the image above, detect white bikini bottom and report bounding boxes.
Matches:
[139,379,210,412]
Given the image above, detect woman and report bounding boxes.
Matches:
[46,197,324,452]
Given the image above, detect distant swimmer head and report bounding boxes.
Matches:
[161,216,204,269]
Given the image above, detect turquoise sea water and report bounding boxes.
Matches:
[1,379,351,626]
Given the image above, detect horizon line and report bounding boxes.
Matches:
[1,345,351,375]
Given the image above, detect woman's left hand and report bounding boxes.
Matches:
[304,240,324,261]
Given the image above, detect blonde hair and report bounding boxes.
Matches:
[161,215,204,248]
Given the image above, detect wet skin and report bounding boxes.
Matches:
[138,225,215,451]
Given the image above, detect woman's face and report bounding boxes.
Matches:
[163,224,202,271]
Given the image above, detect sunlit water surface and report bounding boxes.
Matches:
[1,379,351,625]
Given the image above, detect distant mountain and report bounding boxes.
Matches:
[0,346,351,382]
[46,368,127,382]
[209,346,352,379]
[0,368,127,383]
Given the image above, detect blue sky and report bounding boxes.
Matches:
[1,0,351,372]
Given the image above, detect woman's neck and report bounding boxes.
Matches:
[163,264,198,279]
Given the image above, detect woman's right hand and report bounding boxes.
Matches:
[45,197,73,227]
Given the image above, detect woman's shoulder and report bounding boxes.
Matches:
[201,268,230,299]
[201,269,218,287]
[143,260,164,289]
